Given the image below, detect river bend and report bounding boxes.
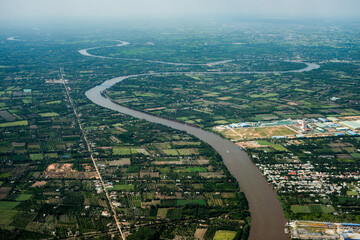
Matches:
[82,41,320,240]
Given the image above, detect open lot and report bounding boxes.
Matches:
[213,230,237,240]
[217,126,296,141]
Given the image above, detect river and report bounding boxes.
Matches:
[82,41,320,240]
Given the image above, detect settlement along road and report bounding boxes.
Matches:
[82,41,320,240]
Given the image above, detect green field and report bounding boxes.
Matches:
[157,208,169,219]
[347,190,358,196]
[257,140,273,146]
[45,153,58,158]
[163,149,179,156]
[46,100,62,104]
[176,199,206,206]
[213,230,237,240]
[16,194,33,201]
[0,201,21,210]
[166,208,182,220]
[250,93,279,98]
[30,153,44,161]
[0,210,18,225]
[272,144,288,152]
[113,147,139,155]
[0,120,28,127]
[113,184,134,191]
[186,167,207,173]
[291,204,335,214]
[213,120,229,124]
[177,148,199,155]
[291,205,311,213]
[0,172,11,179]
[39,112,59,117]
[113,147,131,155]
[350,153,360,159]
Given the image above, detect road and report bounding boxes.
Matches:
[60,68,126,240]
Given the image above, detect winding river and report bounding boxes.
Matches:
[82,41,320,240]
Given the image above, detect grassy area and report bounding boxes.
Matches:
[113,184,134,191]
[257,140,273,146]
[347,190,358,196]
[166,208,182,220]
[177,148,199,155]
[291,205,311,213]
[16,194,33,201]
[176,199,206,206]
[157,208,169,219]
[272,144,288,152]
[0,120,28,127]
[213,120,229,124]
[0,172,11,179]
[163,149,179,156]
[0,210,18,225]
[186,167,207,173]
[213,230,237,240]
[30,153,44,161]
[350,153,360,158]
[45,153,58,158]
[0,201,21,210]
[220,126,296,141]
[46,100,62,104]
[291,204,335,214]
[249,93,279,98]
[39,112,59,117]
[113,147,131,155]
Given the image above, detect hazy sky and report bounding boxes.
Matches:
[1,0,360,20]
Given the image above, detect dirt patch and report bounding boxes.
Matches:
[0,187,11,200]
[194,228,207,240]
[219,126,296,141]
[236,141,263,149]
[140,171,159,178]
[337,154,352,159]
[199,172,225,178]
[287,102,298,106]
[145,107,166,111]
[43,163,98,179]
[155,192,182,200]
[109,158,131,166]
[31,181,47,187]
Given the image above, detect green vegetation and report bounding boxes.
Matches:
[0,201,20,210]
[1,18,359,239]
[213,230,237,240]
[29,153,43,161]
[39,112,59,117]
[15,194,32,201]
[113,184,134,191]
[0,121,28,127]
[0,210,18,225]
[0,173,11,179]
[176,199,206,206]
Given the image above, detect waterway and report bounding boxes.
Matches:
[82,41,320,240]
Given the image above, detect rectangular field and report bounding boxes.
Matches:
[0,120,28,128]
[176,199,206,206]
[213,230,237,240]
[0,201,20,210]
[218,126,296,141]
[113,184,134,191]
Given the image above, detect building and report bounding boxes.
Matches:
[340,121,360,130]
